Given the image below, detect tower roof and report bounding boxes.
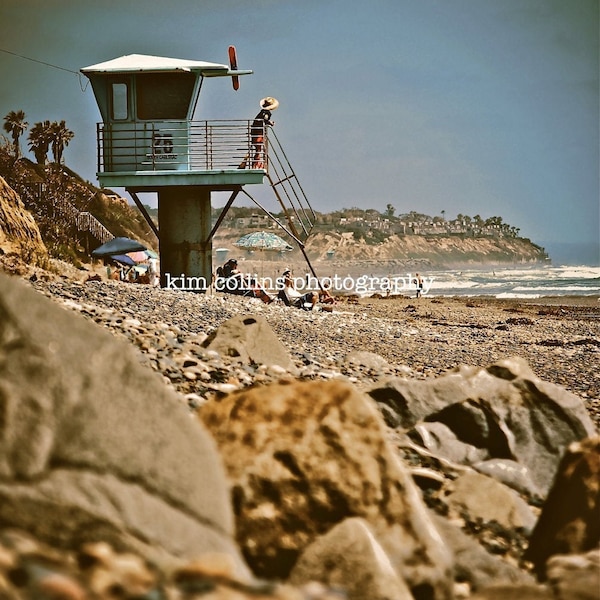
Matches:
[81,53,250,76]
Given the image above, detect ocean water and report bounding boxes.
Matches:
[255,263,600,299]
[410,265,600,299]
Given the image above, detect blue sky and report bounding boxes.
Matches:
[1,0,598,263]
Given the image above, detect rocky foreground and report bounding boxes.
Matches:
[0,272,599,599]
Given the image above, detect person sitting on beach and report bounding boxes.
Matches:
[108,264,122,281]
[216,259,273,303]
[278,268,318,310]
[318,280,336,305]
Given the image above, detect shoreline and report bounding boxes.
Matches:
[210,259,599,299]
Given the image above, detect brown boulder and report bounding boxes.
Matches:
[525,436,600,578]
[546,549,600,600]
[469,584,553,599]
[198,379,453,599]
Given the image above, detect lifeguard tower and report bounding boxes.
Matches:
[81,52,316,288]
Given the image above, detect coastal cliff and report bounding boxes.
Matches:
[213,228,548,269]
[304,230,548,265]
[0,176,47,265]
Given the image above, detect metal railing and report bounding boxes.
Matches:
[265,128,316,242]
[97,120,269,173]
[76,211,114,243]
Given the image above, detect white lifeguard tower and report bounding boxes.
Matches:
[81,52,315,288]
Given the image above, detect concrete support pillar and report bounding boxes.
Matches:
[158,186,212,290]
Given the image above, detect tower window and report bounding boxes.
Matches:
[136,73,196,120]
[111,83,129,120]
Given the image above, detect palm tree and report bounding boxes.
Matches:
[50,120,74,164]
[28,120,54,165]
[3,110,28,159]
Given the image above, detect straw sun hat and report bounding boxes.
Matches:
[260,97,279,111]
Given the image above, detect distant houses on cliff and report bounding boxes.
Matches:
[226,208,523,240]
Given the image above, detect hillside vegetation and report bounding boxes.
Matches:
[0,144,156,267]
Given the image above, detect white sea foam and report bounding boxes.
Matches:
[495,292,542,299]
[357,264,599,297]
[403,264,599,298]
[512,285,600,293]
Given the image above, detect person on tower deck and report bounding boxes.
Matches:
[250,97,278,169]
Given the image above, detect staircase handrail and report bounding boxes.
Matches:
[265,129,316,241]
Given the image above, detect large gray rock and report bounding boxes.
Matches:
[473,458,543,499]
[198,379,454,600]
[432,514,535,591]
[0,273,247,574]
[441,471,537,534]
[369,357,596,496]
[202,313,296,372]
[410,421,488,465]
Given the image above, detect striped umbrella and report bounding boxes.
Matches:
[234,231,293,251]
[234,231,293,277]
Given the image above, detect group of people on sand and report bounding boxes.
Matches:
[215,259,336,311]
[106,260,159,287]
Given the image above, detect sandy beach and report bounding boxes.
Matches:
[29,274,600,428]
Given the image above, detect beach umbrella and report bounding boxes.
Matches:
[110,254,136,267]
[92,237,147,257]
[125,250,151,264]
[234,231,293,252]
[234,231,293,278]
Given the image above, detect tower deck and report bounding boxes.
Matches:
[96,119,267,189]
